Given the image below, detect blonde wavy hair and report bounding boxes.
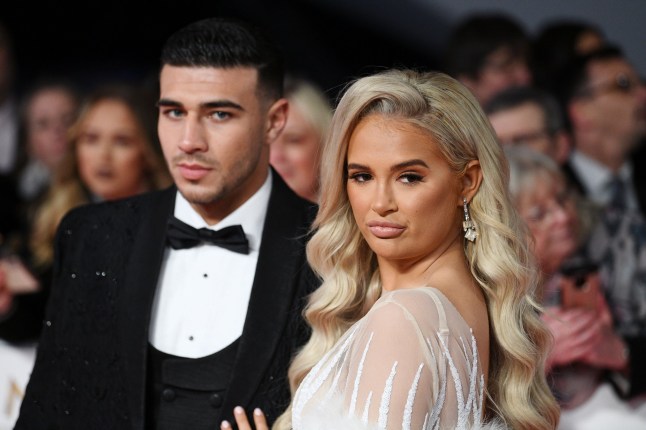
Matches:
[30,85,171,270]
[275,70,559,429]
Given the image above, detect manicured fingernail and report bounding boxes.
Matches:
[254,408,263,416]
[221,420,231,429]
[234,406,244,414]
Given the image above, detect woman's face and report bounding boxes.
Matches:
[76,99,148,201]
[27,88,77,169]
[517,174,578,274]
[346,115,463,265]
[269,102,321,202]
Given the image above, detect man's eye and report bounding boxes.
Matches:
[163,109,184,119]
[211,111,231,121]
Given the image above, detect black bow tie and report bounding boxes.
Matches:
[166,216,250,254]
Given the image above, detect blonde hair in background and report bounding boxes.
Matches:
[284,77,333,142]
[275,70,559,429]
[30,85,171,270]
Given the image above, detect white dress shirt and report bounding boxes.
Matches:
[149,172,272,358]
[570,150,639,210]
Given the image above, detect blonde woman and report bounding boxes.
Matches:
[270,77,332,203]
[30,84,171,270]
[224,70,559,429]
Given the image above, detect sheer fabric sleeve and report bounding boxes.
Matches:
[293,288,486,430]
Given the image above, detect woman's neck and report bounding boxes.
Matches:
[378,233,467,292]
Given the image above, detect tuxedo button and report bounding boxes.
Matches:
[162,388,176,402]
[209,393,223,408]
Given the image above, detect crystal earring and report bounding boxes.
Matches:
[463,197,477,242]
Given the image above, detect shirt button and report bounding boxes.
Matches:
[209,393,223,408]
[162,388,176,402]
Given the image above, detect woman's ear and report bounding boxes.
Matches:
[459,160,483,205]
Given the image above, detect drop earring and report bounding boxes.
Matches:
[463,197,477,242]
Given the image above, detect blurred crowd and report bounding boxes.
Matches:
[1,12,645,429]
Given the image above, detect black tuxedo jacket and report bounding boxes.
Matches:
[15,174,319,429]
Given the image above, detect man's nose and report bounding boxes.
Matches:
[178,116,207,153]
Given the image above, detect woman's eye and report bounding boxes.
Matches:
[349,172,372,183]
[400,173,423,184]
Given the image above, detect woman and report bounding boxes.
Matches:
[29,84,170,269]
[507,146,646,429]
[269,78,331,202]
[0,84,170,342]
[224,70,558,429]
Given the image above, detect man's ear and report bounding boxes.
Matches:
[459,160,483,205]
[265,98,288,143]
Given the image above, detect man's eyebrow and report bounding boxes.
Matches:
[156,99,244,112]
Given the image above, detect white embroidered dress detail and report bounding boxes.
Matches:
[293,287,488,429]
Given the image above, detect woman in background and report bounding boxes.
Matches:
[225,70,558,429]
[0,84,170,342]
[506,146,646,430]
[269,77,331,203]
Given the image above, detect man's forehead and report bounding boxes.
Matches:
[160,65,259,88]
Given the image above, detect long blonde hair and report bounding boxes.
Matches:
[275,70,559,429]
[30,85,171,270]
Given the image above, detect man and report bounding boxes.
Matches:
[444,14,532,106]
[558,45,646,401]
[560,45,646,213]
[16,18,318,429]
[485,86,571,165]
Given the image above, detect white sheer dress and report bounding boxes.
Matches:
[292,287,491,430]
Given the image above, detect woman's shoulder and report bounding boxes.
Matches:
[363,287,474,338]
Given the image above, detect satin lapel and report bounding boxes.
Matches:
[222,174,310,415]
[118,188,175,429]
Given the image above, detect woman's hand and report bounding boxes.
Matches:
[542,305,603,370]
[221,406,268,430]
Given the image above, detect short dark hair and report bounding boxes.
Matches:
[533,20,604,90]
[557,45,624,107]
[484,86,564,135]
[161,17,284,101]
[444,14,530,79]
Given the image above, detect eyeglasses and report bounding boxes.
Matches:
[498,128,553,147]
[523,188,575,230]
[577,73,644,99]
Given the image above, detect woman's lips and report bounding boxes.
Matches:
[178,164,211,181]
[367,221,405,238]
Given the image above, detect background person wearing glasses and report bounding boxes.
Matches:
[557,45,646,215]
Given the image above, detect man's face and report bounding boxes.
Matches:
[573,58,646,164]
[488,102,560,162]
[158,66,285,223]
[463,46,532,105]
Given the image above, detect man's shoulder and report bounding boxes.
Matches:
[268,171,318,226]
[60,187,175,230]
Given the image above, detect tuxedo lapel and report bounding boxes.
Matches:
[222,173,312,415]
[118,187,176,429]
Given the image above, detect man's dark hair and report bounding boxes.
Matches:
[444,14,530,79]
[161,17,284,101]
[556,45,624,108]
[484,86,565,135]
[533,20,604,90]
